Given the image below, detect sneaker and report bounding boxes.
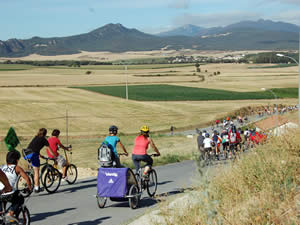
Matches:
[62,176,69,182]
[34,187,44,193]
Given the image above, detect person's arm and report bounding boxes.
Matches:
[58,139,69,151]
[149,138,160,156]
[16,166,32,191]
[0,170,12,193]
[118,140,128,156]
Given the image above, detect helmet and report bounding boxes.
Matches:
[205,133,209,138]
[203,130,207,134]
[140,125,150,133]
[109,125,118,134]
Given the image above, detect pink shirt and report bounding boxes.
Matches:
[132,135,149,155]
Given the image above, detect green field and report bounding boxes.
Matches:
[72,85,297,101]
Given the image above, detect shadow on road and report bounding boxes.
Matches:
[31,207,76,222]
[108,196,158,209]
[67,216,111,225]
[157,180,173,185]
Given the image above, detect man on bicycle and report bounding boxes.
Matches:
[132,126,160,178]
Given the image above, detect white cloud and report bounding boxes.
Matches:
[168,0,191,9]
[173,11,262,27]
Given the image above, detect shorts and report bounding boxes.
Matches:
[57,155,66,167]
[25,152,40,167]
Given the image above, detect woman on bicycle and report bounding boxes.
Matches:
[132,126,160,177]
[26,128,56,193]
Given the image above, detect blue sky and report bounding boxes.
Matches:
[1,0,300,41]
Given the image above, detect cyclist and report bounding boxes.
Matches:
[212,131,221,160]
[47,129,71,181]
[132,126,160,178]
[26,128,55,193]
[0,151,32,220]
[203,133,213,158]
[104,125,128,168]
[228,125,241,157]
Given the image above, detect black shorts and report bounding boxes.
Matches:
[132,154,153,172]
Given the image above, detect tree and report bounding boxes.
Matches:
[195,62,201,72]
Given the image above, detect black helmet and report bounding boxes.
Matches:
[109,125,118,134]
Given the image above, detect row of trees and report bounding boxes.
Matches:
[1,60,113,67]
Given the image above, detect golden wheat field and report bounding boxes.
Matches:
[0,59,297,169]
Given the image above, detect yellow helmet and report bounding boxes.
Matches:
[140,125,150,133]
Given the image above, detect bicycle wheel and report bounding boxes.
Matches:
[146,169,157,197]
[17,206,30,225]
[40,165,49,187]
[43,167,61,194]
[128,185,139,209]
[16,172,34,198]
[65,164,78,185]
[96,195,107,208]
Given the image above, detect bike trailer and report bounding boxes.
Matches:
[97,168,137,197]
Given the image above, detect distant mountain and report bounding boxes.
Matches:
[0,20,299,57]
[157,24,206,37]
[157,19,300,37]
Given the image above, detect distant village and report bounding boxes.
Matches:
[167,54,248,64]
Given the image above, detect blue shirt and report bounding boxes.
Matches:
[104,136,120,157]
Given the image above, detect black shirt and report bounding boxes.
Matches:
[27,136,49,154]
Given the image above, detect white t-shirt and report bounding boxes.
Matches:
[0,165,18,191]
[203,138,212,148]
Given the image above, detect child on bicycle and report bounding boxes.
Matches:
[0,151,32,220]
[47,129,71,181]
[132,125,160,178]
[104,125,128,168]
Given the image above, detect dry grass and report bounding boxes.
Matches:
[160,129,300,225]
[0,86,296,137]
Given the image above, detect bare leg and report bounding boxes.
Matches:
[144,166,150,175]
[33,167,40,188]
[62,166,67,178]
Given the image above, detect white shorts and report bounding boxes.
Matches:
[57,155,66,167]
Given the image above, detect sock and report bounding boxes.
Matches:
[34,186,39,190]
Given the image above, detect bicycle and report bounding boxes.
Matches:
[134,154,158,197]
[0,190,30,225]
[60,145,78,185]
[16,154,61,195]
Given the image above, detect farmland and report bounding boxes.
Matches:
[0,60,297,168]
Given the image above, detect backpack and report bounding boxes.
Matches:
[230,132,236,143]
[98,141,115,167]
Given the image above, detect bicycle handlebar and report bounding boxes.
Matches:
[149,154,160,157]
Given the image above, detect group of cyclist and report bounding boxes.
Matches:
[0,124,161,222]
[198,118,267,161]
[0,127,72,222]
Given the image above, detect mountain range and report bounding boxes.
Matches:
[0,19,299,57]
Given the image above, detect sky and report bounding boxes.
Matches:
[1,0,300,41]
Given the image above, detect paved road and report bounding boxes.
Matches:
[28,161,197,225]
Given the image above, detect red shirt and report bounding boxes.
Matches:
[47,136,61,158]
[132,135,149,155]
